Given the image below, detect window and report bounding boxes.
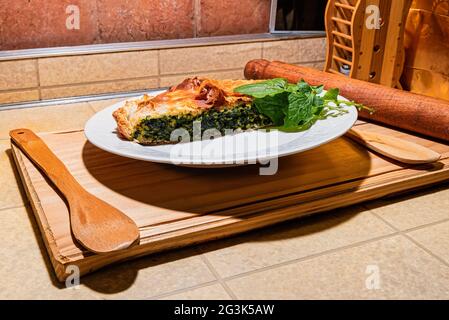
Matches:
[270,0,328,32]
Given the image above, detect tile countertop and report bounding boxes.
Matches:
[1,99,449,300]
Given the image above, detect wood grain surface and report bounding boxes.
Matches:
[11,123,449,281]
[402,1,449,100]
[346,127,441,164]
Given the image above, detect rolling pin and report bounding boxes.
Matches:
[244,59,449,142]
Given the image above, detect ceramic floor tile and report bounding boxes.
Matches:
[407,220,449,265]
[0,206,41,250]
[0,248,101,300]
[0,206,99,299]
[82,249,216,299]
[159,283,231,300]
[226,235,449,299]
[0,206,216,299]
[0,102,94,139]
[366,183,449,230]
[1,206,42,251]
[0,140,27,209]
[202,206,395,278]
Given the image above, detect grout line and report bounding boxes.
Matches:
[217,279,238,300]
[403,216,449,233]
[0,88,168,111]
[37,75,160,90]
[87,102,98,114]
[0,204,29,212]
[362,203,449,234]
[219,231,401,283]
[403,232,449,268]
[35,59,42,100]
[296,59,326,64]
[159,67,244,78]
[199,255,238,300]
[290,60,326,67]
[0,86,40,94]
[367,208,449,268]
[146,280,220,300]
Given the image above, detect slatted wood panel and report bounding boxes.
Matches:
[11,123,449,281]
[324,0,412,87]
[325,0,362,77]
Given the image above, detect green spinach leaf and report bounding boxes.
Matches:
[233,78,288,98]
[234,78,372,131]
[253,93,289,126]
[284,92,314,128]
[323,88,339,102]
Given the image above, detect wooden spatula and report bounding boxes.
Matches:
[346,127,441,164]
[10,128,140,254]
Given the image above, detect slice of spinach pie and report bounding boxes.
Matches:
[113,77,273,145]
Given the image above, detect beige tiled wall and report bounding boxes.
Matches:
[38,51,159,86]
[0,60,40,104]
[0,89,40,104]
[0,37,326,105]
[0,60,39,89]
[40,78,160,100]
[159,43,263,74]
[262,37,326,64]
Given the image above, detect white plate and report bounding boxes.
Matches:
[84,89,358,167]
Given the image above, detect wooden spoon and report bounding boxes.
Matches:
[10,128,140,254]
[346,127,441,164]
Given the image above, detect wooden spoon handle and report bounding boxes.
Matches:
[10,129,82,198]
[11,128,140,254]
[346,127,441,164]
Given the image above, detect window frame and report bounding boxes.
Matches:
[269,0,327,35]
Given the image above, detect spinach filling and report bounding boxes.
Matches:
[133,104,273,143]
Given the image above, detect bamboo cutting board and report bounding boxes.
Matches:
[11,122,449,281]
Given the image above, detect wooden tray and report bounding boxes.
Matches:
[11,122,449,281]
